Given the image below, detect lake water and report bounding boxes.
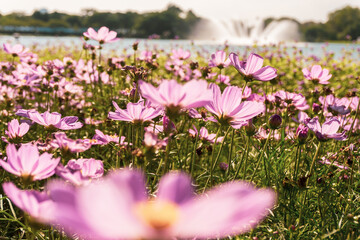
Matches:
[0,35,359,60]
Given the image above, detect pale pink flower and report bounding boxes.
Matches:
[209,50,231,69]
[5,119,30,139]
[0,144,60,181]
[83,26,119,44]
[306,117,347,141]
[91,129,127,145]
[108,101,162,124]
[205,84,264,128]
[47,169,276,239]
[138,79,212,115]
[51,132,91,153]
[171,48,191,60]
[3,43,29,57]
[16,109,83,130]
[56,158,104,186]
[229,53,277,81]
[302,65,331,84]
[189,125,224,143]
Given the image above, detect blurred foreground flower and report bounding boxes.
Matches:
[48,169,276,239]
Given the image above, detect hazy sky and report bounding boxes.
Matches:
[2,0,360,22]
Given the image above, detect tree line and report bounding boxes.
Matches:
[0,5,359,41]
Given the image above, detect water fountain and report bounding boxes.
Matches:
[190,18,301,45]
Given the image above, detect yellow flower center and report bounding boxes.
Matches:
[135,201,179,230]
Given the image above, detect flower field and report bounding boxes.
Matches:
[0,27,359,239]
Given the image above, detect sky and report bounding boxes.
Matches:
[1,0,360,23]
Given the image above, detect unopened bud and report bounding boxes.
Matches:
[269,114,282,129]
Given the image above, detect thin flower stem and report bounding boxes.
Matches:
[250,129,272,182]
[293,144,301,179]
[233,135,250,180]
[190,134,199,177]
[203,126,231,192]
[162,136,172,175]
[226,129,235,178]
[308,141,322,179]
[298,141,322,224]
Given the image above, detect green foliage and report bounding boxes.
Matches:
[301,6,360,41]
[0,4,200,38]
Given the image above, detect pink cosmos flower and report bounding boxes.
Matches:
[3,43,29,57]
[51,132,91,153]
[229,53,277,81]
[91,129,127,145]
[209,50,231,69]
[5,119,30,139]
[273,90,309,111]
[2,182,55,223]
[0,144,60,181]
[47,169,276,239]
[216,74,231,85]
[171,48,191,60]
[189,125,224,144]
[108,101,162,124]
[319,153,348,170]
[144,132,168,149]
[56,158,104,186]
[138,79,213,115]
[205,84,265,128]
[306,117,347,141]
[302,65,332,84]
[16,109,83,130]
[83,26,119,44]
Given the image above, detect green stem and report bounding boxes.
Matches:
[250,129,272,182]
[226,129,235,178]
[203,126,231,191]
[234,135,250,180]
[190,134,198,177]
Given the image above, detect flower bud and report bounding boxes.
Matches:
[312,103,321,114]
[296,124,309,144]
[268,114,282,130]
[219,162,229,171]
[245,120,256,136]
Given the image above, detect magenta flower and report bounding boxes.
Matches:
[209,50,231,69]
[108,101,162,124]
[83,26,119,44]
[306,117,347,141]
[56,158,104,186]
[205,84,264,128]
[3,43,29,57]
[229,53,277,81]
[16,109,83,130]
[138,79,213,116]
[5,119,30,139]
[2,182,55,223]
[48,169,275,239]
[0,144,60,181]
[302,65,331,84]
